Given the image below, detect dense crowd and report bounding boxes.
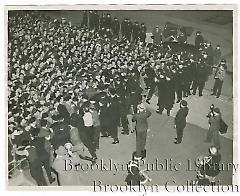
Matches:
[8,10,227,186]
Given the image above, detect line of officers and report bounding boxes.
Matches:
[96,52,212,124]
[144,53,211,115]
[82,11,147,42]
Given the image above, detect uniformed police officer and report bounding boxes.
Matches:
[132,21,140,44]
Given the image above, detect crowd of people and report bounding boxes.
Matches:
[8,10,227,186]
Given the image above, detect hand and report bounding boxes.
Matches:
[174,125,176,129]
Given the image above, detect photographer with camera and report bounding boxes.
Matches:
[204,106,221,149]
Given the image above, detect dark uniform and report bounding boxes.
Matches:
[109,95,120,144]
[195,31,204,49]
[105,13,112,29]
[132,21,140,43]
[111,17,120,38]
[82,10,88,27]
[26,146,47,186]
[192,60,208,96]
[121,18,128,39]
[144,64,156,103]
[175,65,185,103]
[126,75,143,112]
[116,79,130,134]
[93,11,99,30]
[100,13,106,28]
[125,19,133,42]
[157,76,175,116]
[174,101,189,144]
[89,11,94,29]
[139,23,147,43]
[32,137,55,184]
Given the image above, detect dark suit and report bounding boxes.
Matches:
[32,137,54,183]
[175,106,189,143]
[133,109,151,157]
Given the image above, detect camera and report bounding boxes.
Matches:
[206,104,215,118]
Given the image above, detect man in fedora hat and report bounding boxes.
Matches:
[132,102,151,158]
[174,100,189,144]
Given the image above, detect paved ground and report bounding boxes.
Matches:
[8,10,234,187]
[17,105,233,186]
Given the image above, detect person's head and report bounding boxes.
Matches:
[209,146,218,155]
[180,100,187,108]
[196,31,201,36]
[213,107,220,116]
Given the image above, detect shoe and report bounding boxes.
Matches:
[176,99,181,103]
[146,100,150,104]
[156,110,162,114]
[112,140,119,144]
[91,157,97,165]
[49,178,56,184]
[174,141,181,144]
[216,95,220,98]
[174,138,177,140]
[121,131,129,135]
[131,129,136,133]
[211,93,216,96]
[199,94,203,97]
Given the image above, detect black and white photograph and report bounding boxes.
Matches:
[5,4,238,192]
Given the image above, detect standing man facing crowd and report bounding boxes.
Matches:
[174,100,189,144]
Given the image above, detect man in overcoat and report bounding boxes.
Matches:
[132,103,151,158]
[174,100,189,144]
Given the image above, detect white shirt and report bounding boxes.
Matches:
[83,112,93,127]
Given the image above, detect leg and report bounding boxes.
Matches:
[212,131,221,149]
[198,81,205,96]
[176,127,184,143]
[120,113,129,134]
[212,79,218,95]
[146,83,156,103]
[93,126,101,149]
[216,79,223,98]
[127,114,134,133]
[192,80,198,95]
[136,131,144,157]
[110,125,119,143]
[41,157,55,183]
[157,100,164,114]
[101,125,109,137]
[29,162,47,186]
[205,130,213,142]
[176,84,183,101]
